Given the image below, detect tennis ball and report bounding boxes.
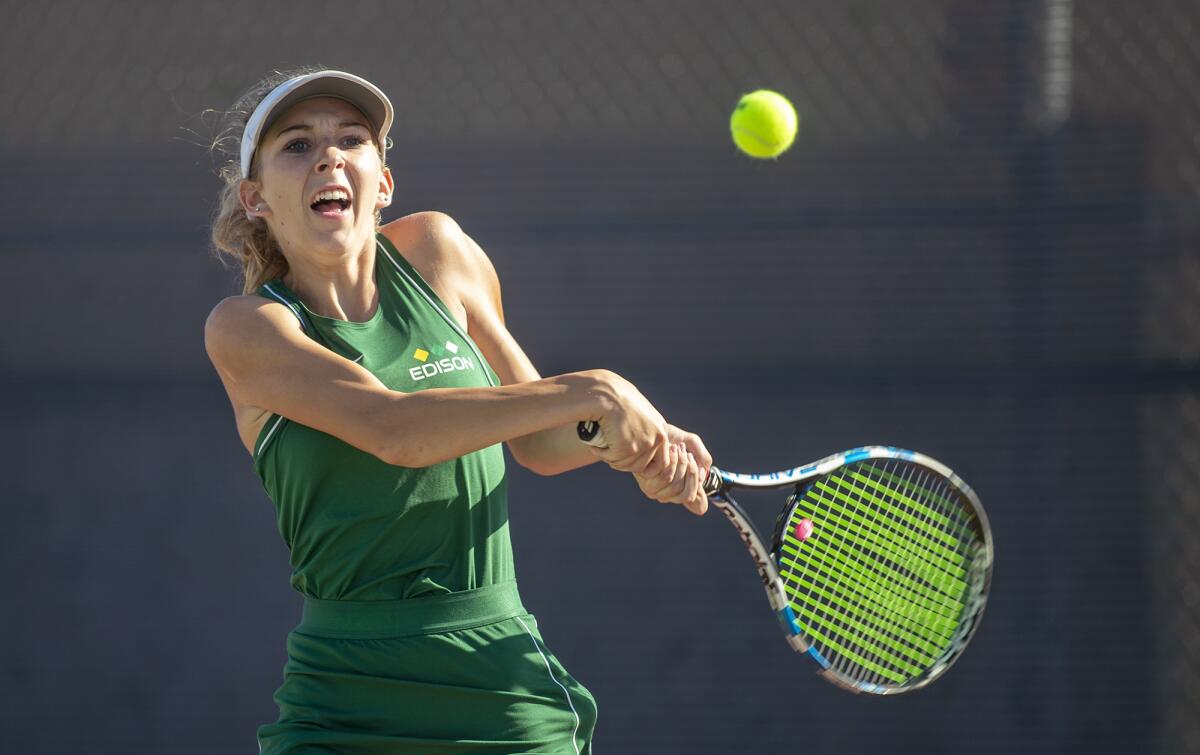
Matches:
[730,90,798,159]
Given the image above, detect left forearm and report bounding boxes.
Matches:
[508,421,600,476]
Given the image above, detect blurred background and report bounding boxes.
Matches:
[3,0,1199,752]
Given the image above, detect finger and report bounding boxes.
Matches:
[638,441,673,480]
[684,452,701,499]
[636,474,668,500]
[586,443,638,468]
[682,453,708,514]
[657,441,686,489]
[609,443,659,473]
[683,433,714,480]
[646,445,683,501]
[662,451,698,504]
[595,426,666,471]
[638,444,678,497]
[685,490,709,516]
[633,435,674,475]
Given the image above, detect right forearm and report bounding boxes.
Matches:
[374,370,611,467]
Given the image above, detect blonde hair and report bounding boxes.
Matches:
[209,66,387,294]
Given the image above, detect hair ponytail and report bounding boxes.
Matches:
[211,162,289,294]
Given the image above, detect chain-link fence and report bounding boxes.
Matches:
[1,1,1197,752]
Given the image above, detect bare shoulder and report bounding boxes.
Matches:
[380,211,491,278]
[381,210,464,244]
[204,294,304,367]
[205,294,310,454]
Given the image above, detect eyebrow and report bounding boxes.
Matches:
[274,121,371,138]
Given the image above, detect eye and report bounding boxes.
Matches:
[283,139,310,153]
[341,135,368,148]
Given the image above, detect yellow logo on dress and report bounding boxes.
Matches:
[408,341,475,382]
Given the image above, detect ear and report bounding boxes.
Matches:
[376,166,395,210]
[238,180,271,220]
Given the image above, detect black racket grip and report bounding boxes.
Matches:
[577,421,606,447]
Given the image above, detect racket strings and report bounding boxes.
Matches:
[783,547,934,682]
[862,460,933,682]
[781,533,960,628]
[803,469,967,619]
[779,556,953,670]
[852,459,912,686]
[796,468,902,685]
[860,465,973,604]
[779,459,984,688]
[917,468,990,634]
[778,568,953,653]
[929,473,986,596]
[789,463,938,682]
[811,474,968,601]
[781,513,962,642]
[782,534,957,629]
[835,458,936,681]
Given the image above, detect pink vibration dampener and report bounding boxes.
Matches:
[794,518,814,541]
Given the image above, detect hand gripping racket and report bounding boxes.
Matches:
[578,422,994,695]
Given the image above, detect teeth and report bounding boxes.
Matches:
[313,189,350,202]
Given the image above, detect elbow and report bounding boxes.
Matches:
[508,439,557,476]
[381,439,562,474]
[374,435,436,469]
[374,445,413,468]
[367,395,444,468]
[519,457,559,476]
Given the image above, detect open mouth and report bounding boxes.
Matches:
[309,188,353,219]
[310,197,351,218]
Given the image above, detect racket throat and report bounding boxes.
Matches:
[712,494,788,604]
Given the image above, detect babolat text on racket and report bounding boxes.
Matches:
[578,422,993,695]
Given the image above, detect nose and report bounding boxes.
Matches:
[315,145,346,174]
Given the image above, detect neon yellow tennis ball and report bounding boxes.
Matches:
[730,90,798,159]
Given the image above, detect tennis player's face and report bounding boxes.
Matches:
[250,97,392,258]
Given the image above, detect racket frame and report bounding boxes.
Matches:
[575,420,993,695]
[706,445,993,695]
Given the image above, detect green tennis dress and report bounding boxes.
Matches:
[252,233,596,754]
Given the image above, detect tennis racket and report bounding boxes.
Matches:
[578,422,993,695]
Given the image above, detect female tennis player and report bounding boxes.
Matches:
[204,67,711,754]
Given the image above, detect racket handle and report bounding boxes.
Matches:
[577,420,606,447]
[577,421,721,494]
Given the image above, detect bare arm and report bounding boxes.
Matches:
[204,295,652,468]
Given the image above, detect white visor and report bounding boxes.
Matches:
[239,70,393,179]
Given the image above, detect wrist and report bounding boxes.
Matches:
[562,369,619,419]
